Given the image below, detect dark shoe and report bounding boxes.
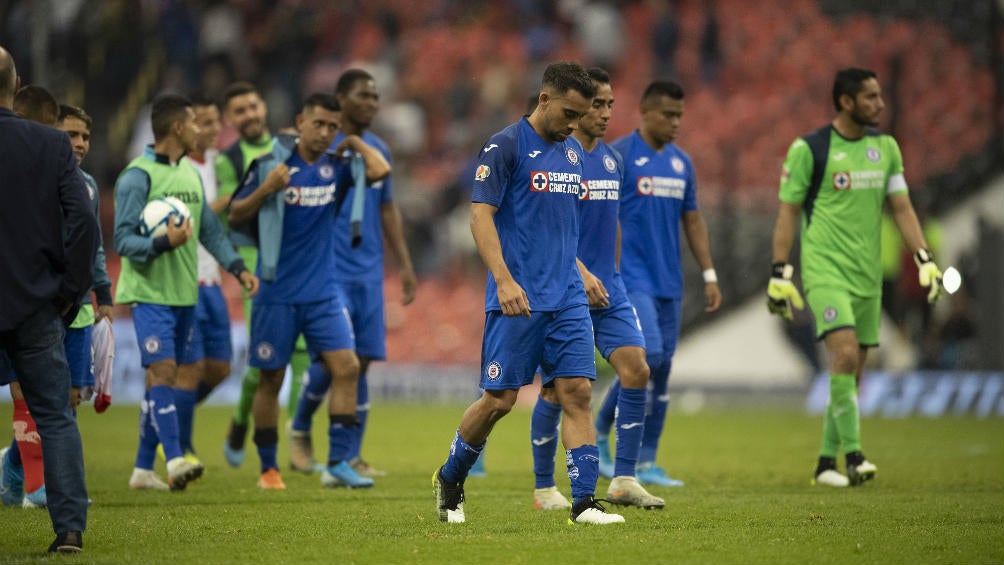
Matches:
[432,467,465,523]
[48,531,82,553]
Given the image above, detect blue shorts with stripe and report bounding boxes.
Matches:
[250,297,355,370]
[192,284,232,362]
[336,280,386,361]
[132,303,199,367]
[627,291,681,367]
[65,325,94,388]
[591,298,646,360]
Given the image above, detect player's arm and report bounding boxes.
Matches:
[471,202,530,317]
[86,176,114,322]
[57,140,98,318]
[380,201,417,305]
[888,191,941,302]
[214,152,240,201]
[199,188,259,297]
[208,194,230,215]
[228,162,289,225]
[682,210,721,312]
[767,201,805,320]
[113,169,188,261]
[335,135,391,181]
[576,257,609,308]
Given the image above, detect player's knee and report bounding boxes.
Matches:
[618,360,650,389]
[257,369,285,395]
[480,391,516,419]
[831,345,859,375]
[540,386,558,404]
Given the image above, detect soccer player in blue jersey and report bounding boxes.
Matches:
[596,81,722,487]
[287,69,416,477]
[229,93,390,490]
[432,62,623,525]
[530,68,665,511]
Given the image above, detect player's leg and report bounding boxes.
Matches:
[531,385,568,510]
[195,284,234,404]
[129,390,169,490]
[594,377,620,476]
[844,294,880,486]
[174,361,201,457]
[225,246,259,467]
[287,335,309,419]
[5,383,35,506]
[288,359,327,473]
[341,281,386,476]
[248,302,297,489]
[547,305,624,525]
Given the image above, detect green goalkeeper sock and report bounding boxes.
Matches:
[819,399,841,458]
[233,367,260,427]
[829,374,861,454]
[287,346,310,418]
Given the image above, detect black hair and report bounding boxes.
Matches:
[641,81,684,106]
[13,85,58,125]
[58,104,92,128]
[541,62,596,100]
[302,92,340,113]
[188,91,218,109]
[586,67,611,85]
[832,67,877,112]
[221,81,259,109]
[150,93,192,141]
[335,69,374,96]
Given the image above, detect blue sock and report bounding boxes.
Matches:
[149,385,182,461]
[7,439,21,468]
[173,388,198,453]
[349,371,370,460]
[531,396,562,488]
[135,392,159,469]
[614,387,646,477]
[327,415,357,466]
[441,430,483,483]
[195,380,214,404]
[254,427,278,473]
[566,444,599,504]
[596,378,620,438]
[640,361,671,464]
[293,362,329,433]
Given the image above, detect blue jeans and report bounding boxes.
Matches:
[1,302,87,533]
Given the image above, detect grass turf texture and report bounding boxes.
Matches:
[0,403,1000,564]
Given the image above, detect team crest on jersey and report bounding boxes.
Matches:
[256,342,275,361]
[530,171,549,192]
[823,307,838,323]
[475,164,491,182]
[144,337,161,355]
[319,164,334,180]
[866,147,881,163]
[603,154,617,173]
[637,176,654,195]
[566,148,580,166]
[486,361,503,381]
[578,181,589,200]
[832,172,851,191]
[671,157,685,173]
[284,187,301,205]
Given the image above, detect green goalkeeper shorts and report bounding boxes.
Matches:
[806,286,881,347]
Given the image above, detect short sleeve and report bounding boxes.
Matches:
[779,138,813,205]
[470,134,516,208]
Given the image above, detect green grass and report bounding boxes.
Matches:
[0,403,1001,564]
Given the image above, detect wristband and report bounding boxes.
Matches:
[702,269,718,283]
[771,261,794,280]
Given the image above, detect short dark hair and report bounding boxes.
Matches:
[13,85,58,125]
[832,67,877,112]
[541,62,596,100]
[641,81,684,107]
[150,93,192,141]
[221,81,259,109]
[302,92,340,113]
[188,91,217,109]
[58,104,92,128]
[335,69,374,95]
[587,67,611,85]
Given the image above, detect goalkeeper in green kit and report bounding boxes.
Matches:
[767,68,943,487]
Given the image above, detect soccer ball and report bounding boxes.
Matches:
[138,197,191,238]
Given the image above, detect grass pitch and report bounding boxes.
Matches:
[0,402,1001,564]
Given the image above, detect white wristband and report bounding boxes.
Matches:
[702,269,718,283]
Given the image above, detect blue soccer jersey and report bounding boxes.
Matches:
[330,131,393,282]
[612,131,698,299]
[575,138,628,309]
[472,118,586,312]
[246,151,352,304]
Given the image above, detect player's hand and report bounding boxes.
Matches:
[497,277,531,317]
[264,163,291,193]
[334,135,364,156]
[70,386,83,409]
[240,270,260,298]
[704,281,722,312]
[914,249,943,304]
[400,268,417,306]
[166,217,193,248]
[581,269,610,308]
[95,304,114,323]
[767,262,804,321]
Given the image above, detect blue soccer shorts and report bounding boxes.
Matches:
[192,284,233,362]
[627,291,681,368]
[336,280,386,361]
[64,325,94,388]
[249,297,355,370]
[132,303,199,367]
[480,304,595,391]
[591,297,646,360]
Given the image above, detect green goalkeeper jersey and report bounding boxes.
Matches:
[779,126,908,297]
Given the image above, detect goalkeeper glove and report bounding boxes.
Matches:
[914,249,943,304]
[767,262,804,321]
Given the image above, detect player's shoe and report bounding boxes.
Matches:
[48,531,82,554]
[468,452,486,478]
[433,467,465,523]
[847,459,877,486]
[321,461,375,489]
[811,468,850,487]
[596,436,614,479]
[128,468,170,490]
[606,476,665,509]
[258,468,287,490]
[166,456,204,491]
[155,444,202,467]
[568,497,625,525]
[287,422,317,474]
[533,486,572,510]
[636,462,684,487]
[350,456,386,478]
[0,447,25,507]
[22,486,46,509]
[223,420,247,468]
